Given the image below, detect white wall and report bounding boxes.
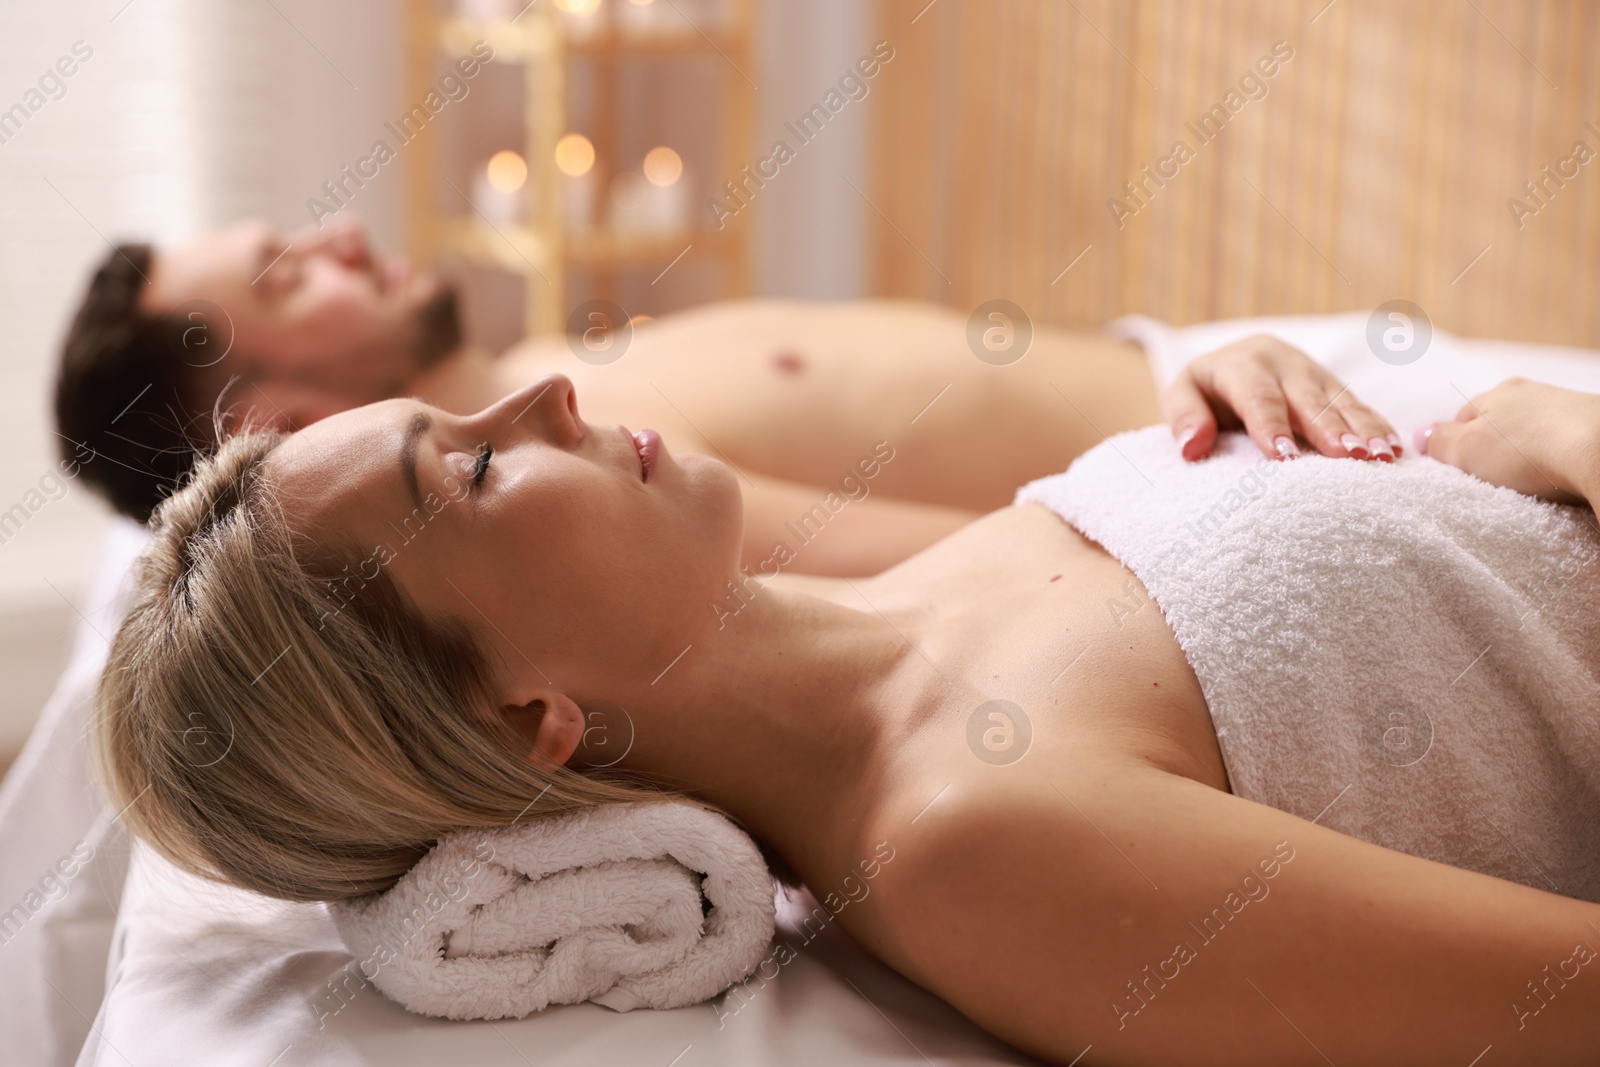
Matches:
[0,2,177,753]
[751,0,871,299]
[0,0,403,756]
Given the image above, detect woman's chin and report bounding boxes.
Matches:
[682,453,747,548]
[677,449,734,487]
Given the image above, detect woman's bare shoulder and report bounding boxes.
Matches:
[859,763,1600,1067]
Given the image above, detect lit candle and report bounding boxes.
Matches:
[554,0,605,40]
[555,132,597,230]
[641,145,688,231]
[472,150,527,225]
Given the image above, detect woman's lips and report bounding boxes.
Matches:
[632,429,661,483]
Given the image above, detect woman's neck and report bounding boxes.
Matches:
[595,580,937,878]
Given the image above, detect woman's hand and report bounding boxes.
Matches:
[1420,378,1600,507]
[1161,334,1401,463]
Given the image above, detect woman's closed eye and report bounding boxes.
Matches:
[471,442,493,488]
[445,443,493,490]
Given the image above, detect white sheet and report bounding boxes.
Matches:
[1110,310,1600,437]
[76,845,1039,1067]
[9,311,1599,1067]
[0,518,146,1067]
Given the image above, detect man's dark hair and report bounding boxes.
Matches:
[53,244,212,523]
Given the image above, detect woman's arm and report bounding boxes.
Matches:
[1583,462,1600,513]
[1423,377,1600,510]
[1161,334,1403,462]
[877,760,1600,1066]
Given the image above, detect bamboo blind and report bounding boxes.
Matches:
[870,0,1600,347]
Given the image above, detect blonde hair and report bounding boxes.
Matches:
[93,431,791,902]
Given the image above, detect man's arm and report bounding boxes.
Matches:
[737,470,980,577]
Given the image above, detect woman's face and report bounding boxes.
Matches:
[265,374,743,704]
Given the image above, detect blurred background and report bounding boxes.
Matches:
[1,0,1597,770]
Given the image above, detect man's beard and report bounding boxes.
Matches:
[410,283,463,371]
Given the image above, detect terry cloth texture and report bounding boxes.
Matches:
[329,800,777,1019]
[1016,426,1600,902]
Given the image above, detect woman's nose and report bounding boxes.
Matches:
[490,373,583,446]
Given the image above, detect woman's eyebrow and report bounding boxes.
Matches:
[400,410,431,510]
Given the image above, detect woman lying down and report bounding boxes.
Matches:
[93,335,1600,1066]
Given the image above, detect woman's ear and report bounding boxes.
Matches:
[501,692,585,768]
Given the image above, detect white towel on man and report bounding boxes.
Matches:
[1016,427,1600,901]
[328,800,777,1019]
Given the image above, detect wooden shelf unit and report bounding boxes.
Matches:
[404,0,755,336]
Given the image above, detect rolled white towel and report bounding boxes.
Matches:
[328,800,777,1019]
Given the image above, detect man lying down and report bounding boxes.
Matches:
[67,217,1600,1064]
[53,214,1406,576]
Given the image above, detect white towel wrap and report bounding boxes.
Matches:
[1016,427,1600,901]
[328,800,777,1019]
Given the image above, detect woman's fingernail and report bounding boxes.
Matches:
[1413,424,1434,456]
[1274,435,1300,459]
[1368,437,1394,462]
[1176,426,1197,454]
[1340,433,1368,457]
[1386,433,1404,457]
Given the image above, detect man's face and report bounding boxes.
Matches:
[141,216,461,431]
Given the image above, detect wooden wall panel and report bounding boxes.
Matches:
[869,0,1600,347]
